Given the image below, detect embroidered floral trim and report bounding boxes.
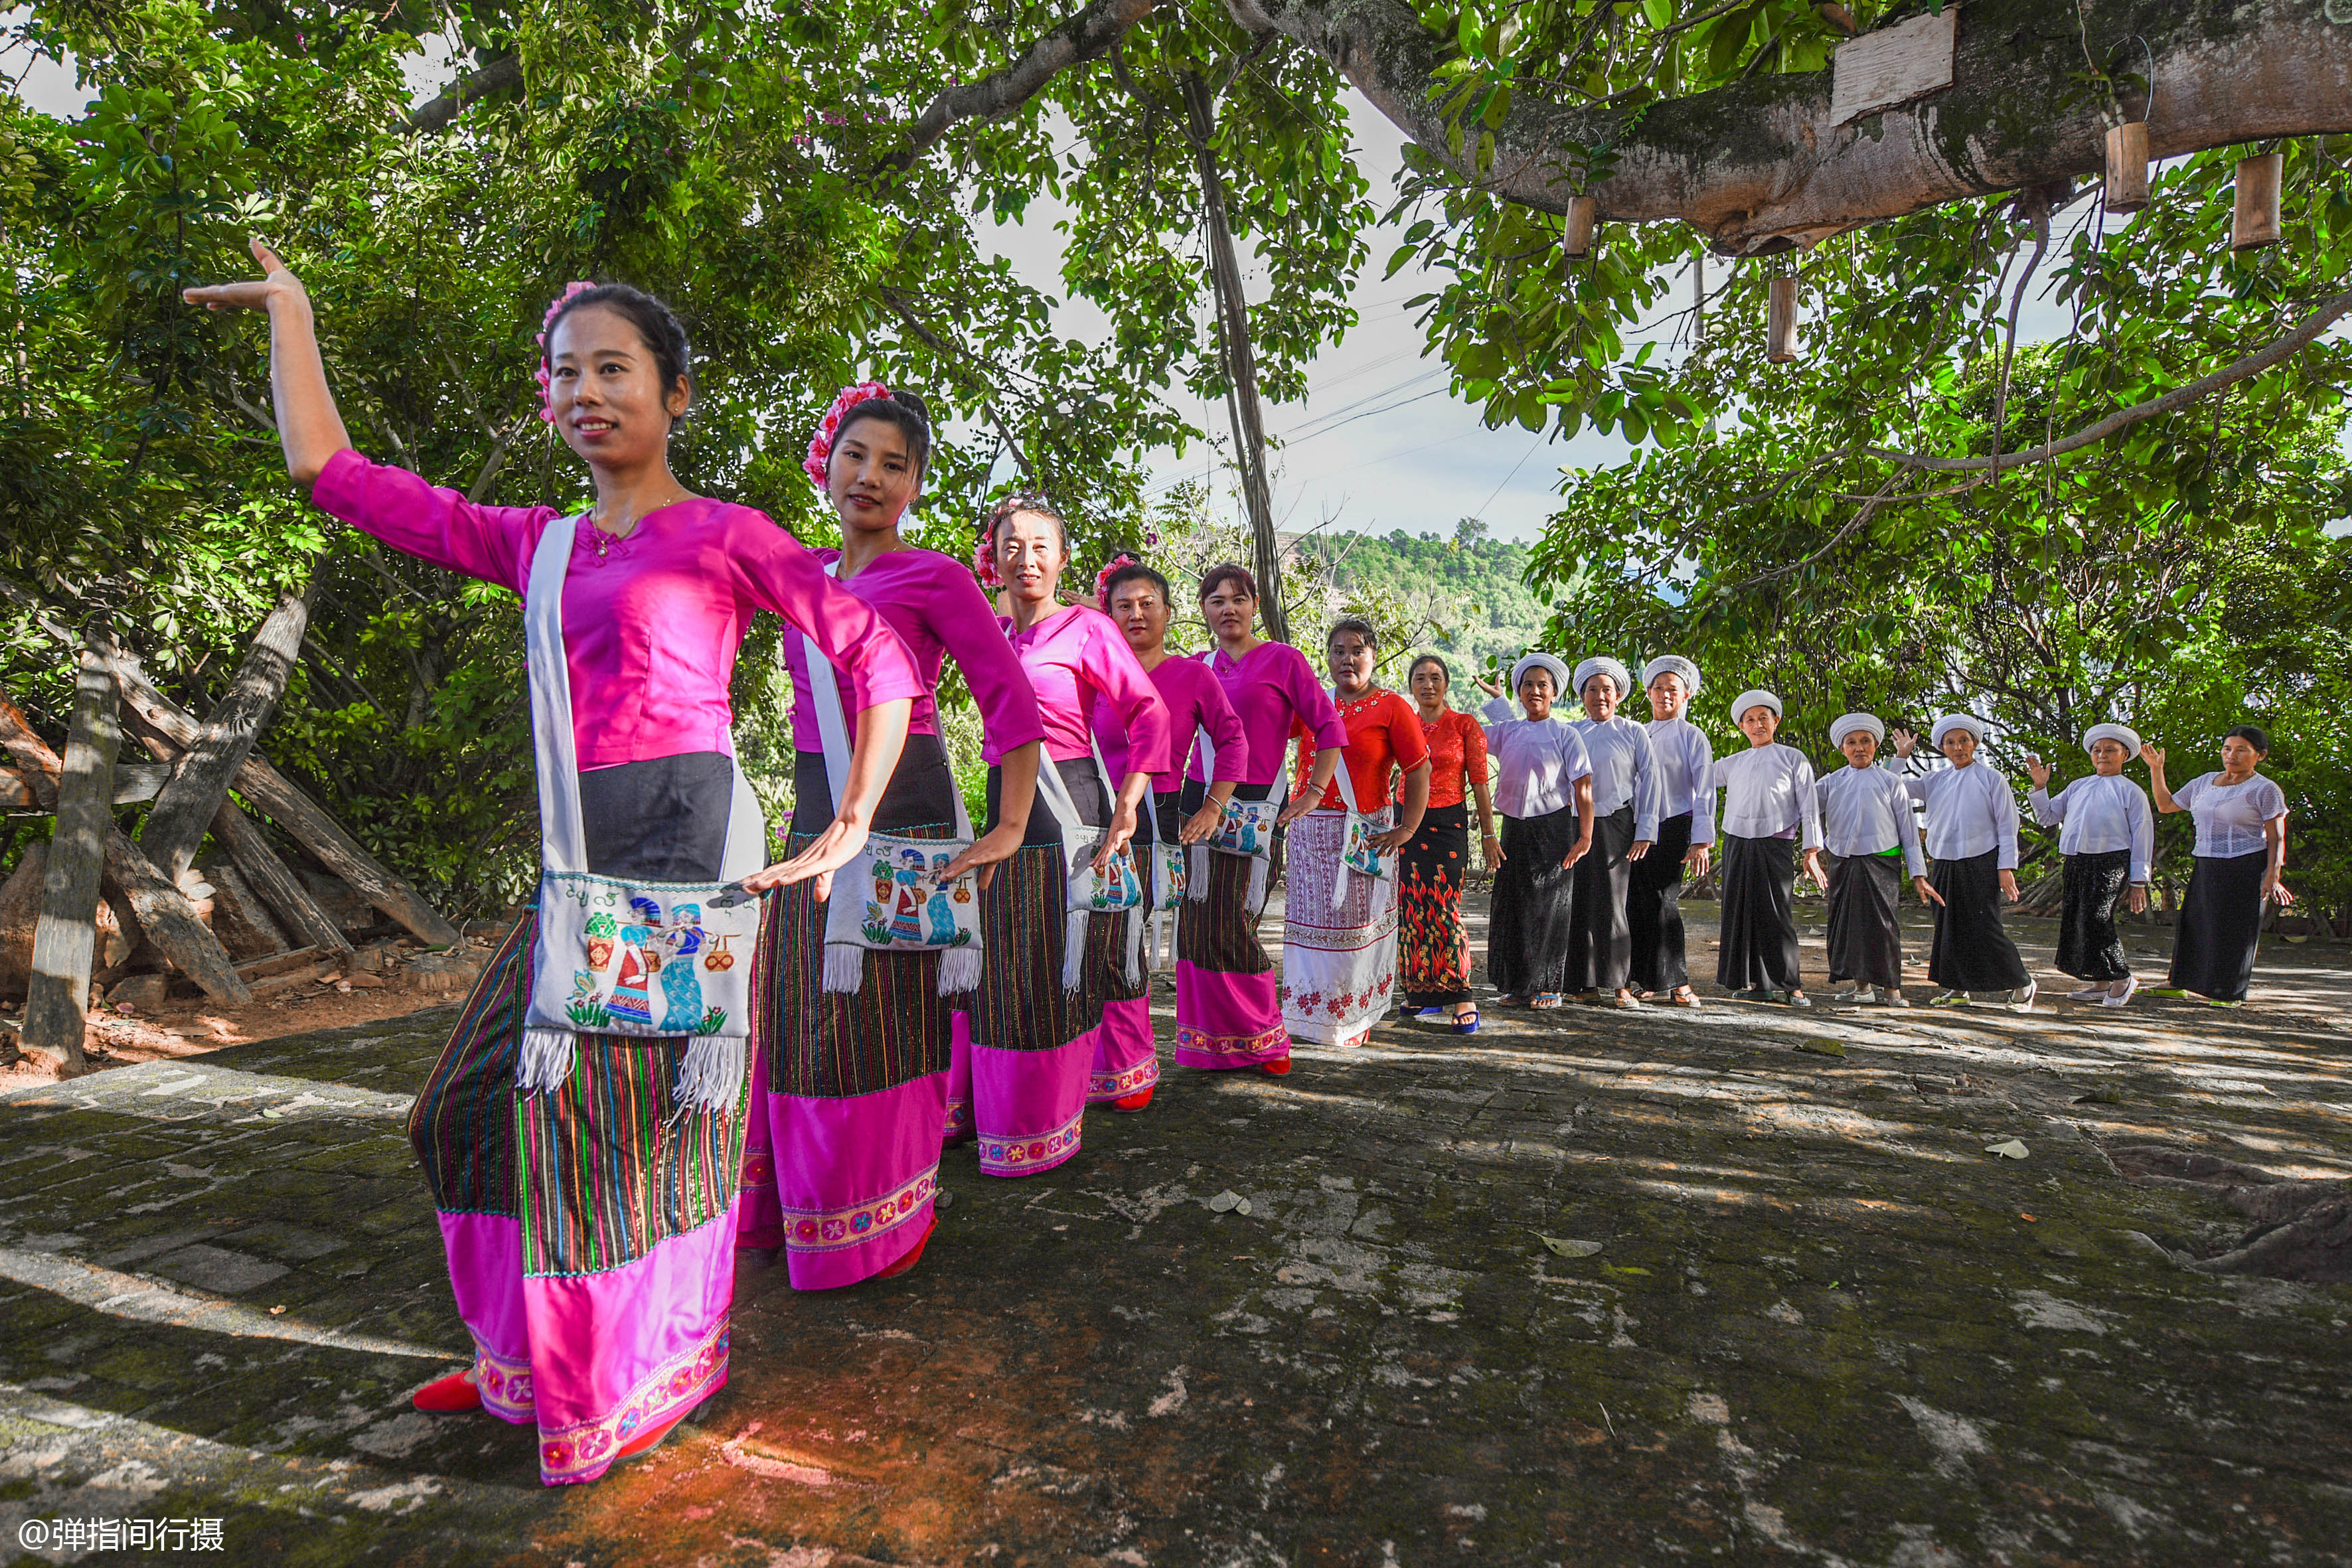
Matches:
[537,1324,728,1486]
[1087,1059,1161,1101]
[738,1150,775,1190]
[781,1167,939,1253]
[1174,1022,1290,1059]
[473,1341,535,1423]
[942,1097,973,1140]
[977,1111,1083,1177]
[1277,971,1395,1021]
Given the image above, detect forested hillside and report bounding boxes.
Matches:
[1290,520,1551,696]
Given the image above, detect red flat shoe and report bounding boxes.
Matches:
[614,1410,685,1461]
[1260,1056,1292,1076]
[412,1370,481,1413]
[876,1214,939,1280]
[1112,1086,1154,1111]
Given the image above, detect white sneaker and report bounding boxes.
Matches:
[1832,987,1869,1004]
[1880,988,1910,1008]
[2102,975,2138,1008]
[2066,985,2106,1002]
[2009,980,2037,1012]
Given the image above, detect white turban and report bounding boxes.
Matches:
[1730,688,1782,723]
[2084,722,2142,759]
[1511,653,1571,700]
[1830,712,1885,747]
[1642,655,1701,696]
[1932,714,1987,747]
[1573,656,1631,700]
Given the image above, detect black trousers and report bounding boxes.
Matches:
[1628,811,1693,992]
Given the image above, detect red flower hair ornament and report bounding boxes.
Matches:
[805,380,894,489]
[533,281,599,424]
[1093,553,1139,608]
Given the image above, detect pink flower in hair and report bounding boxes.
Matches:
[534,281,599,424]
[804,380,893,489]
[1093,552,1139,607]
[972,528,1001,588]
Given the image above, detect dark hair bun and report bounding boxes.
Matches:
[889,388,931,428]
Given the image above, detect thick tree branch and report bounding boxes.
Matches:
[886,0,1166,172]
[407,52,521,133]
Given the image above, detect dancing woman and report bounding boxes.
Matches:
[1397,655,1494,1032]
[951,498,1172,1175]
[1564,657,1662,1008]
[2144,729,2292,1006]
[1890,717,2035,1010]
[2025,725,2153,1008]
[1175,565,1344,1075]
[1712,691,1824,1006]
[1480,655,1595,1007]
[1816,714,1934,1006]
[737,384,1045,1288]
[1092,556,1248,1109]
[1632,656,1713,1008]
[186,246,918,1484]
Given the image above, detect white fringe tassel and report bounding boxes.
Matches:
[1150,909,1172,971]
[1124,905,1146,988]
[1061,908,1090,992]
[821,941,866,995]
[938,941,984,997]
[1245,853,1270,918]
[674,1035,746,1114]
[518,1026,576,1097]
[1187,844,1210,903]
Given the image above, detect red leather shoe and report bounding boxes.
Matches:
[412,1370,481,1413]
[876,1214,939,1280]
[1260,1056,1292,1076]
[1111,1086,1154,1111]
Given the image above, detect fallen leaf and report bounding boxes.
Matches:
[1208,1190,1240,1213]
[1986,1138,2030,1160]
[268,1305,286,1316]
[1540,1236,1604,1258]
[1605,1265,1651,1277]
[2019,1213,2037,1223]
[1793,1039,1846,1058]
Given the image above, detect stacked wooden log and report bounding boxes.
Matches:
[0,591,462,1074]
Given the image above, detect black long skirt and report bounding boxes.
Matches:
[1566,805,1636,993]
[1717,833,1800,993]
[1399,801,1473,1006]
[1824,850,1904,990]
[1927,848,2031,992]
[2168,850,2266,1001]
[1487,805,1579,998]
[1628,811,1693,994]
[2056,849,2132,983]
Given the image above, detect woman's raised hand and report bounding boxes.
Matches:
[1888,726,1918,758]
[183,236,307,315]
[2023,753,2051,789]
[1476,670,1504,700]
[2138,743,2166,775]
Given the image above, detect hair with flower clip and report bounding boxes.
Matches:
[532,281,599,423]
[804,381,894,488]
[1093,553,1139,607]
[975,492,1065,589]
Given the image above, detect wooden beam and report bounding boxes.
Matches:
[139,588,311,882]
[1,764,167,809]
[23,638,116,1072]
[208,799,354,957]
[102,647,461,948]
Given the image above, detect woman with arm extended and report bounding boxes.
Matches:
[1477,655,1595,1008]
[1174,564,1344,1075]
[2144,726,2292,1006]
[947,497,1172,1178]
[1632,656,1713,1008]
[1892,716,2036,1011]
[1711,691,1827,1007]
[1817,713,1936,1006]
[1280,617,1432,1053]
[736,384,1044,1290]
[1397,655,1493,1034]
[1093,556,1247,1110]
[2025,724,2154,1008]
[185,243,917,1486]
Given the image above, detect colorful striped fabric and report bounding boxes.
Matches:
[408,913,532,1215]
[963,841,1107,1054]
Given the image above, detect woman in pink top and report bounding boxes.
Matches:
[1176,564,1346,1075]
[736,385,1045,1290]
[185,245,915,1488]
[1089,556,1248,1113]
[945,498,1172,1178]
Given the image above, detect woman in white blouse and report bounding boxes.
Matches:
[2025,724,2154,1007]
[2144,726,2292,1006]
[1633,655,1714,1008]
[1565,656,1662,1008]
[1890,716,2036,1011]
[1816,714,1933,1006]
[1711,690,1824,1006]
[1478,654,1595,1007]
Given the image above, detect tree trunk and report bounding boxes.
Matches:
[1183,70,1290,643]
[138,587,311,882]
[23,639,116,1072]
[208,799,355,958]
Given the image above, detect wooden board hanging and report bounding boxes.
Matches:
[1767,277,1800,364]
[2104,122,2149,214]
[1561,195,1599,258]
[2232,153,2282,250]
[1828,6,1960,127]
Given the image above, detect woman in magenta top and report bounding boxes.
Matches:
[1088,556,1248,1113]
[947,497,1172,1178]
[737,385,1045,1292]
[1173,564,1346,1076]
[184,245,915,1488]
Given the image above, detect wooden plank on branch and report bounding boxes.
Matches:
[208,799,354,958]
[23,638,116,1072]
[139,589,311,882]
[1,764,166,809]
[102,647,461,948]
[0,687,252,1006]
[1828,6,1960,127]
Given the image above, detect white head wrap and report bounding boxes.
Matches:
[1932,714,1986,747]
[2083,722,2142,759]
[1730,688,1782,724]
[1642,655,1701,696]
[1572,656,1631,700]
[1510,653,1571,702]
[1830,712,1885,747]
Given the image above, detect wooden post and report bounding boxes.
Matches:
[139,588,311,882]
[1766,276,1800,363]
[24,637,116,1071]
[1562,195,1599,258]
[2232,152,2283,250]
[208,799,354,957]
[2104,122,2149,214]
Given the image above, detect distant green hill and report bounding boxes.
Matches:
[1290,518,1551,694]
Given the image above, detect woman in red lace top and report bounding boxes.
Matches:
[1398,656,1496,1030]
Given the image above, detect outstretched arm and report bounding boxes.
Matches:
[183,238,352,485]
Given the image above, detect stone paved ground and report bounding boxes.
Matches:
[3,895,2349,1567]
